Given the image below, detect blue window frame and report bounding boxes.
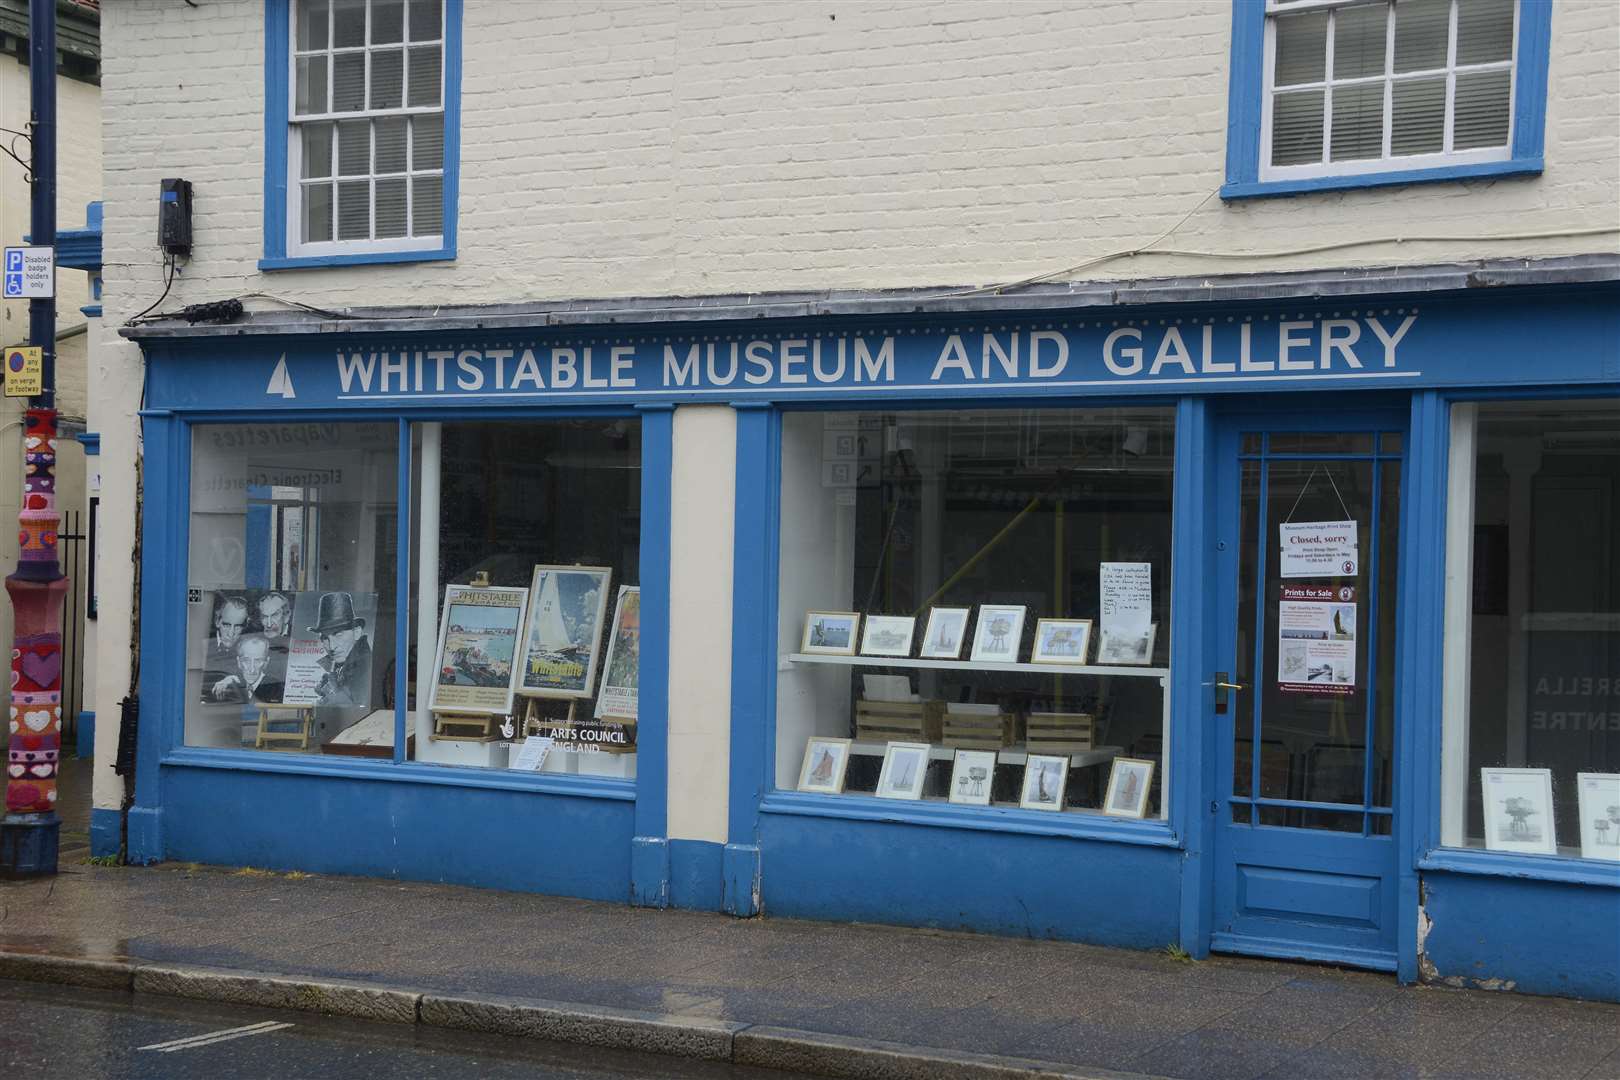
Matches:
[262,0,462,269]
[1222,0,1551,200]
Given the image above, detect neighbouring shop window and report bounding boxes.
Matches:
[408,420,641,778]
[777,409,1174,819]
[1442,399,1620,861]
[185,422,398,754]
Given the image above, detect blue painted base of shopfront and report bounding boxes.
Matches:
[1420,871,1620,1002]
[142,764,636,901]
[89,807,121,859]
[756,812,1181,948]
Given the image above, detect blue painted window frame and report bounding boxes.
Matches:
[734,395,1194,855]
[1412,385,1620,891]
[261,0,463,270]
[1221,0,1552,200]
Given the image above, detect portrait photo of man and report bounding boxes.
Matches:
[309,592,373,707]
[206,633,286,705]
[256,591,293,639]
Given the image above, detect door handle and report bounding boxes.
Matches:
[1215,682,1245,691]
[1214,672,1244,714]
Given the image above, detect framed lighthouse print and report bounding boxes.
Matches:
[517,565,613,699]
[428,585,530,716]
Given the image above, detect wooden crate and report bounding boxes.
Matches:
[1027,712,1095,755]
[855,699,944,743]
[941,704,1017,749]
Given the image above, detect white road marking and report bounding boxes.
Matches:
[138,1020,294,1052]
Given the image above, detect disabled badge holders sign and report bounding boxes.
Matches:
[4,345,42,397]
[3,246,54,298]
[1277,584,1357,695]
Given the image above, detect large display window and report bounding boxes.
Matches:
[408,419,642,778]
[776,408,1174,819]
[1442,398,1620,861]
[185,422,399,753]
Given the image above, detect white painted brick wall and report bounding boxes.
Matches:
[96,0,1618,321]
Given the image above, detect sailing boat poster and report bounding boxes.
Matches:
[429,585,529,715]
[518,565,613,699]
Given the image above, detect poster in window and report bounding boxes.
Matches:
[594,586,641,721]
[198,588,299,706]
[517,565,612,699]
[1276,583,1356,695]
[428,585,528,715]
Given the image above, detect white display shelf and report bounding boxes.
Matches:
[786,653,1167,681]
[848,741,1123,768]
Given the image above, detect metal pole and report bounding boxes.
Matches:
[1,0,63,877]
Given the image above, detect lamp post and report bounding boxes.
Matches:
[0,0,63,877]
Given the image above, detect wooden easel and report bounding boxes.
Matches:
[255,707,315,751]
[521,697,578,739]
[431,713,498,741]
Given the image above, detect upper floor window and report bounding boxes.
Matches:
[1223,0,1549,199]
[263,0,461,268]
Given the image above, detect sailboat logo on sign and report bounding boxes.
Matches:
[266,355,296,399]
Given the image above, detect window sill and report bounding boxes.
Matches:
[1419,846,1620,889]
[259,245,456,271]
[760,790,1180,847]
[1221,158,1543,201]
[163,745,635,801]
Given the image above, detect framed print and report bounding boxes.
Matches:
[1576,773,1620,861]
[593,586,641,721]
[969,605,1027,663]
[1031,618,1093,666]
[1103,757,1156,818]
[861,615,916,657]
[1020,754,1069,811]
[798,736,853,794]
[428,585,530,716]
[949,749,997,807]
[876,741,932,800]
[802,610,860,655]
[919,607,970,659]
[1481,767,1557,855]
[518,565,613,699]
[1095,623,1158,666]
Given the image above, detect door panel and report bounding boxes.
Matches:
[1211,417,1405,970]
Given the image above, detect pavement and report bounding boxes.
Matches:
[1,758,1618,1079]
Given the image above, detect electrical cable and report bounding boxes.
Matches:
[124,254,177,325]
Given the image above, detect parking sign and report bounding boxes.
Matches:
[2,246,54,299]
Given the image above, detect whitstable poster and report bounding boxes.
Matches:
[429,586,528,715]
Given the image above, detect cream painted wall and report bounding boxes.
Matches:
[667,405,735,845]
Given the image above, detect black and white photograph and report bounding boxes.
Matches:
[1577,773,1620,861]
[281,590,379,709]
[1481,767,1557,855]
[860,614,916,657]
[1096,623,1157,666]
[197,588,301,705]
[949,749,998,807]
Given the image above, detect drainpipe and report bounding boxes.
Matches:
[1,0,65,877]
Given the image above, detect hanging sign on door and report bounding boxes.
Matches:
[1277,584,1357,695]
[1278,520,1359,578]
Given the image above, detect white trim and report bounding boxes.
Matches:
[1440,401,1476,848]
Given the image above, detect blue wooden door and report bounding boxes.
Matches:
[1211,415,1406,971]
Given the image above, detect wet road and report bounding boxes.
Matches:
[0,978,819,1079]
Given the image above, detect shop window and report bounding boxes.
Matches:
[407,420,642,778]
[777,409,1174,820]
[185,423,399,754]
[263,0,461,268]
[1222,0,1549,198]
[1441,398,1620,862]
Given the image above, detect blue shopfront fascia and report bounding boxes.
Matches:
[133,286,1618,977]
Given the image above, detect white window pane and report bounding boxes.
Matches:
[1330,82,1385,160]
[412,113,442,170]
[1457,0,1515,66]
[1393,0,1450,73]
[338,180,371,240]
[375,116,407,173]
[1274,11,1327,86]
[412,175,442,236]
[337,118,370,175]
[370,48,404,110]
[1454,68,1512,148]
[302,182,333,243]
[375,177,408,238]
[407,45,442,107]
[333,52,365,112]
[371,0,404,44]
[1391,77,1446,155]
[1333,3,1388,81]
[300,122,334,178]
[1272,89,1325,165]
[333,0,366,48]
[409,0,442,42]
[294,55,328,115]
[297,0,330,51]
